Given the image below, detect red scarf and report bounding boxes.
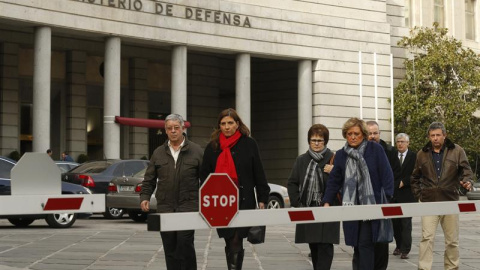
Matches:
[215,130,242,185]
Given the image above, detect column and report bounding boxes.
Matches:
[103,37,121,159]
[171,46,187,118]
[129,58,149,159]
[0,43,20,156]
[32,26,51,153]
[66,51,88,161]
[235,54,251,128]
[298,60,313,155]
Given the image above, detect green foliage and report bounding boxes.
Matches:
[395,24,480,179]
[77,154,89,164]
[8,150,21,161]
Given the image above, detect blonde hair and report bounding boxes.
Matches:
[341,117,368,139]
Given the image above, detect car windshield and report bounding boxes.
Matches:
[69,161,114,174]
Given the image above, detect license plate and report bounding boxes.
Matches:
[119,185,135,192]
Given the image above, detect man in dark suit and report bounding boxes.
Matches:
[366,121,401,270]
[392,133,416,259]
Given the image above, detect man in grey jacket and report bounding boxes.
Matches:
[140,114,203,270]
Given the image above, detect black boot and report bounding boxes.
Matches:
[225,247,232,270]
[228,249,244,270]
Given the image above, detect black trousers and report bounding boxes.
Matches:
[309,242,334,270]
[374,242,389,270]
[160,230,196,270]
[353,221,375,270]
[392,217,412,254]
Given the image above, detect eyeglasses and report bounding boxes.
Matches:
[396,140,408,144]
[310,139,325,144]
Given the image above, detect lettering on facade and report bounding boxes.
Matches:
[74,0,252,28]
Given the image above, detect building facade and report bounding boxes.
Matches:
[0,0,478,185]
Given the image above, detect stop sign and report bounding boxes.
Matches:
[200,173,239,227]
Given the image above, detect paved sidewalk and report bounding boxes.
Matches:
[1,213,480,270]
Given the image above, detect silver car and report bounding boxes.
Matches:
[466,182,480,200]
[106,168,290,222]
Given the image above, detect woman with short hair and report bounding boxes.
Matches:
[287,124,340,270]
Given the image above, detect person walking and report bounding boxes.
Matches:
[366,121,401,270]
[411,122,474,270]
[61,152,74,162]
[391,133,416,259]
[200,108,270,270]
[287,124,340,270]
[323,117,394,270]
[140,114,203,270]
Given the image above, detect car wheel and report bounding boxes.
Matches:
[103,207,125,219]
[128,211,148,222]
[8,218,35,227]
[45,213,77,228]
[267,195,283,209]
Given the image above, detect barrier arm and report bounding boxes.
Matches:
[0,153,104,216]
[148,201,479,232]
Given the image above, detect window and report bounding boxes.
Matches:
[405,0,412,27]
[434,0,445,27]
[466,0,476,39]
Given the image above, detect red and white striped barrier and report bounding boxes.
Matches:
[148,201,480,232]
[0,153,105,216]
[0,195,105,215]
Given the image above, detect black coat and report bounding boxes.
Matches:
[380,140,402,190]
[200,135,270,238]
[393,150,416,203]
[141,139,203,213]
[287,149,340,244]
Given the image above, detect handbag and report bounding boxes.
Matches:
[376,188,393,243]
[247,225,266,244]
[247,197,266,244]
[328,154,342,204]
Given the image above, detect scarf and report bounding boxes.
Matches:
[342,140,375,206]
[215,130,242,185]
[299,147,328,207]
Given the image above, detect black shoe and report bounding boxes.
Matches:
[392,248,401,256]
[401,253,409,259]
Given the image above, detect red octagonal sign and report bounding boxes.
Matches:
[200,173,239,227]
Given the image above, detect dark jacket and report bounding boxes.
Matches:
[287,149,340,244]
[393,149,416,203]
[411,138,474,202]
[380,140,402,190]
[200,135,270,238]
[323,141,394,247]
[140,139,203,213]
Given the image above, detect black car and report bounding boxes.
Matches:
[62,159,149,219]
[0,156,92,228]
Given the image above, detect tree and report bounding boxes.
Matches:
[395,24,480,178]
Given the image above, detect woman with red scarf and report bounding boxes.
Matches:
[200,108,270,270]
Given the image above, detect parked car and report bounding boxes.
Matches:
[0,156,92,228]
[62,159,149,219]
[106,168,290,222]
[466,182,480,200]
[55,161,80,173]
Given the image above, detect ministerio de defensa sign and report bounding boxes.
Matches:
[73,0,253,28]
